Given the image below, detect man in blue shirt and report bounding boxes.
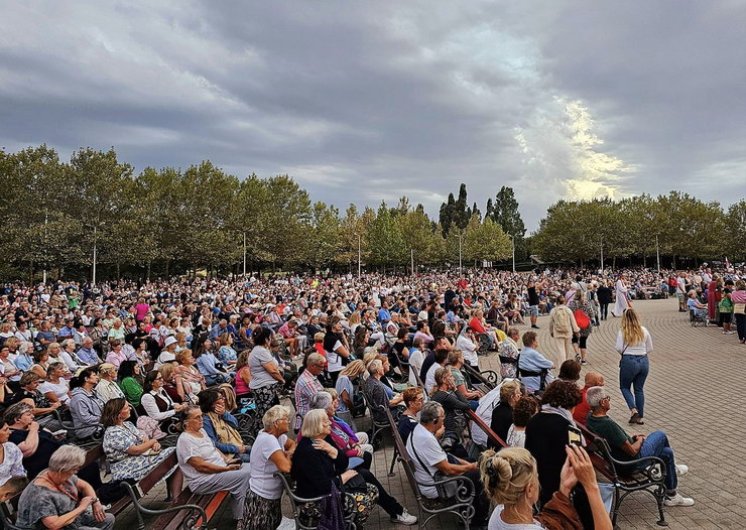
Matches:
[517,330,554,393]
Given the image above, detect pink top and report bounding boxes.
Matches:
[234,366,251,395]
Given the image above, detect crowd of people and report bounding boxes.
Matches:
[0,263,741,529]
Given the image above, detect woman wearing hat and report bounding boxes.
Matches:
[156,336,179,369]
[95,364,125,403]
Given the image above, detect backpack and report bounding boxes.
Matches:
[552,307,573,335]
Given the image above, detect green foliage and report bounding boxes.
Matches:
[532,193,729,264]
[0,144,738,279]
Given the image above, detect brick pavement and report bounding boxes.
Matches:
[114,299,746,529]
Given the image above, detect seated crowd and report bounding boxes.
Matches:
[0,269,699,530]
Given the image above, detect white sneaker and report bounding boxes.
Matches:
[676,464,689,476]
[664,493,694,507]
[392,510,418,525]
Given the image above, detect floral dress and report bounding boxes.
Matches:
[103,422,175,481]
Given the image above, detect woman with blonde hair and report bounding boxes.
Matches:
[616,308,653,425]
[479,445,611,529]
[334,359,365,428]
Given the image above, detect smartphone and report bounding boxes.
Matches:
[568,426,583,446]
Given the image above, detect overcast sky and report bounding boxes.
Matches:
[1,1,744,230]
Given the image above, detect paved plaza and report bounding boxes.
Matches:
[116,298,746,529]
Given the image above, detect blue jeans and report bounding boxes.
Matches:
[639,430,677,493]
[619,354,648,416]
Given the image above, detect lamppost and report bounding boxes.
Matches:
[357,233,362,277]
[656,235,661,273]
[243,232,247,276]
[457,234,463,273]
[508,234,516,273]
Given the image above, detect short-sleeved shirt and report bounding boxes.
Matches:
[249,431,288,500]
[176,429,226,483]
[16,476,89,529]
[335,375,354,414]
[0,441,26,486]
[39,379,70,404]
[586,415,633,461]
[249,346,278,390]
[406,423,447,499]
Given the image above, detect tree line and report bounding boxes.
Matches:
[0,146,519,281]
[1,145,741,281]
[531,193,746,267]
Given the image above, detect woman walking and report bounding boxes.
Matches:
[611,272,631,317]
[616,308,652,425]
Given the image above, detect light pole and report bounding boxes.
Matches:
[92,225,98,285]
[411,248,415,275]
[242,232,247,276]
[508,234,516,273]
[357,234,361,277]
[600,236,604,273]
[457,234,463,273]
[655,235,661,273]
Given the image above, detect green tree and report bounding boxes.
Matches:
[368,202,405,269]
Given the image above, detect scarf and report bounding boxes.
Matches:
[207,412,243,447]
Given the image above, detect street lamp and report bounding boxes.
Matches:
[357,233,362,277]
[656,235,661,273]
[508,234,516,273]
[456,234,463,273]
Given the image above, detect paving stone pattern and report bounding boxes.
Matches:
[113,299,746,529]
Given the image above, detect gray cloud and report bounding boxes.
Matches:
[1,0,744,230]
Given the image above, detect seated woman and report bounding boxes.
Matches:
[479,445,612,529]
[9,372,62,419]
[448,349,482,403]
[69,367,105,441]
[199,389,251,463]
[233,350,252,404]
[362,359,403,425]
[141,370,188,430]
[497,327,521,379]
[217,334,238,368]
[39,362,71,405]
[430,367,471,457]
[5,402,103,489]
[489,379,522,449]
[310,391,372,469]
[310,392,417,524]
[174,349,207,403]
[102,398,182,498]
[687,290,708,319]
[397,387,425,444]
[506,396,540,448]
[195,339,230,386]
[95,364,125,403]
[29,348,51,380]
[239,405,295,530]
[291,409,379,529]
[0,416,26,491]
[16,445,115,530]
[334,359,365,429]
[117,360,144,409]
[176,405,252,522]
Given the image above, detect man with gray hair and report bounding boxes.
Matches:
[406,401,489,526]
[294,352,325,429]
[586,386,694,508]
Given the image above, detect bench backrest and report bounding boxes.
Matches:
[577,423,617,481]
[462,363,495,390]
[466,409,507,448]
[384,406,423,502]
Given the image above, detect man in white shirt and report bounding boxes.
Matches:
[406,402,489,525]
